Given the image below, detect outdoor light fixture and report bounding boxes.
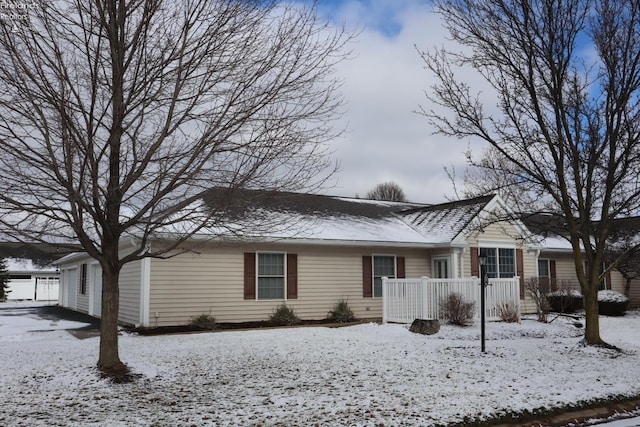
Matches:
[478,255,487,353]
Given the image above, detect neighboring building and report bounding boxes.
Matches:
[5,258,59,301]
[523,214,640,307]
[0,242,72,302]
[55,190,539,327]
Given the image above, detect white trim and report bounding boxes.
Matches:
[174,234,437,249]
[88,261,100,317]
[432,255,451,279]
[256,251,287,301]
[477,240,517,249]
[479,246,517,278]
[537,258,550,278]
[372,254,397,298]
[140,257,151,327]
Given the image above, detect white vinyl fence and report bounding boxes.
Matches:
[382,276,520,324]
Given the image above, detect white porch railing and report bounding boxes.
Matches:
[382,276,520,324]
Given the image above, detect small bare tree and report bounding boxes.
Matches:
[439,292,475,326]
[524,277,550,323]
[419,0,640,347]
[0,0,351,378]
[366,181,408,202]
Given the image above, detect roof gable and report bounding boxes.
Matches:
[397,195,495,244]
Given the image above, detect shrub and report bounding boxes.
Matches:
[496,302,520,323]
[190,313,217,330]
[439,292,475,326]
[598,290,630,316]
[547,289,583,313]
[327,299,355,323]
[269,303,301,326]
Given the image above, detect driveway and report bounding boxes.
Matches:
[0,302,100,339]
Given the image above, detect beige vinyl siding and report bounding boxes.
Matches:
[629,279,640,308]
[608,271,625,294]
[147,244,430,327]
[548,254,581,288]
[76,264,89,313]
[75,265,89,314]
[118,260,142,326]
[464,221,538,313]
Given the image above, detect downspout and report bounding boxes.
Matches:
[140,257,151,327]
[130,236,151,328]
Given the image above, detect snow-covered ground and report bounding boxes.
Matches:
[1,302,640,426]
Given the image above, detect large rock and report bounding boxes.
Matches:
[409,318,440,335]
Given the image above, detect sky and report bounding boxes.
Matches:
[298,0,478,203]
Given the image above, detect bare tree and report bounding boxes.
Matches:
[366,181,408,202]
[0,0,351,378]
[418,0,640,347]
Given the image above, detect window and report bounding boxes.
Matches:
[433,257,449,279]
[373,255,395,298]
[80,263,88,295]
[538,259,551,292]
[257,253,285,299]
[538,259,550,278]
[480,247,515,278]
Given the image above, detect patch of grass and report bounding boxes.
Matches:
[443,394,640,427]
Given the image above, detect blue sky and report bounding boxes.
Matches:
[290,0,471,203]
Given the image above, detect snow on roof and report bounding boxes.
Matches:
[218,209,435,245]
[187,190,500,245]
[5,257,57,273]
[397,195,495,243]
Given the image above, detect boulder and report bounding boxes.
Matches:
[409,318,440,335]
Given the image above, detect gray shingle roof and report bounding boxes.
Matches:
[198,188,496,245]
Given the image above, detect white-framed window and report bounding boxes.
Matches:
[373,255,395,298]
[538,259,550,278]
[538,258,551,292]
[257,252,285,300]
[433,256,450,279]
[480,247,515,278]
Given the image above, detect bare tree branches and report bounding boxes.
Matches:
[419,0,640,346]
[366,181,408,202]
[0,0,351,372]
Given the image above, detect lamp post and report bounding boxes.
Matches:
[478,254,487,353]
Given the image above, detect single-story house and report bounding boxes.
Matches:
[522,214,640,306]
[56,190,544,327]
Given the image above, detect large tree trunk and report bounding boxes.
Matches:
[625,277,632,298]
[98,265,123,371]
[582,284,604,346]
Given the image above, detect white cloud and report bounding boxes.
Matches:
[314,0,485,203]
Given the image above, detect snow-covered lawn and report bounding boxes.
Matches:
[2,303,640,426]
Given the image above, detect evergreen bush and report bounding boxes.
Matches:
[269,303,300,326]
[546,289,583,313]
[327,299,355,323]
[190,313,217,330]
[598,290,630,316]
